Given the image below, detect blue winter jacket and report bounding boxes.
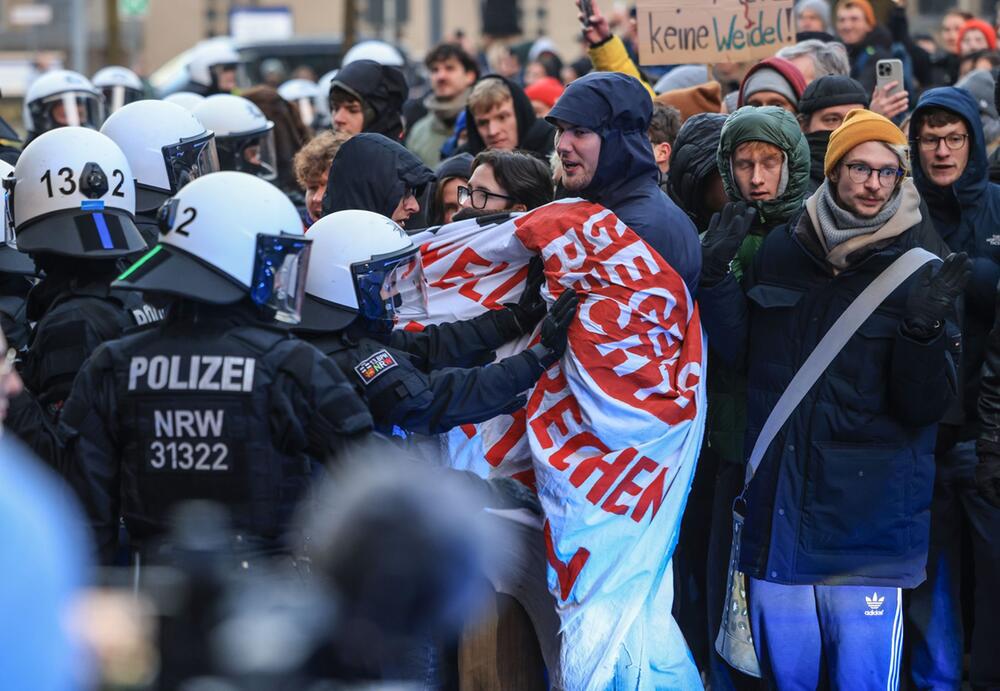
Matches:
[546,72,702,292]
[699,205,955,587]
[911,87,1000,438]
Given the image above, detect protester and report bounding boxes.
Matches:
[776,39,850,82]
[242,84,312,199]
[836,0,893,92]
[667,113,728,232]
[795,0,832,34]
[546,71,701,291]
[576,0,656,98]
[406,43,479,167]
[293,129,353,223]
[955,69,1000,146]
[737,57,807,113]
[321,133,435,228]
[701,108,965,690]
[523,77,564,117]
[906,86,1000,691]
[428,153,473,225]
[461,75,555,159]
[656,83,723,123]
[701,104,810,691]
[454,149,553,220]
[958,18,997,56]
[796,75,871,192]
[648,103,681,188]
[330,60,408,140]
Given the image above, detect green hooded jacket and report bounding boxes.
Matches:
[707,105,810,464]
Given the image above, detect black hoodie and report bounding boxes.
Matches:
[322,133,435,220]
[330,60,408,141]
[666,113,727,232]
[461,75,555,159]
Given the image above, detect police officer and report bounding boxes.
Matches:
[92,66,145,114]
[5,127,159,441]
[60,172,373,564]
[192,95,279,182]
[295,209,578,435]
[22,69,104,143]
[101,99,220,246]
[181,40,242,96]
[0,159,35,350]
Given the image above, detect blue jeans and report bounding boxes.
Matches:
[749,578,903,690]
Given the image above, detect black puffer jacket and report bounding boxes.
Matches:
[461,75,555,160]
[321,133,435,220]
[666,113,727,232]
[330,60,408,141]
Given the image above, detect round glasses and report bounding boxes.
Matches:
[457,185,514,210]
[843,162,904,187]
[916,133,969,151]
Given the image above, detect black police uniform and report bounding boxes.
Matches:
[59,302,373,564]
[299,308,546,436]
[0,273,32,351]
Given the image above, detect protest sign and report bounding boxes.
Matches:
[637,0,795,66]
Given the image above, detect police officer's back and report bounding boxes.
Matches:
[5,128,157,432]
[295,210,578,435]
[0,158,36,351]
[60,172,373,563]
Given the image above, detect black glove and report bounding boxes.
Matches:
[976,453,1000,509]
[505,256,547,334]
[528,288,579,368]
[902,252,971,341]
[700,201,757,287]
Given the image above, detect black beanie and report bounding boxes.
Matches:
[798,75,870,116]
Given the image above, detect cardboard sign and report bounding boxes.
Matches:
[637,0,796,66]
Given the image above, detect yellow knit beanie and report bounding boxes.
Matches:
[824,109,908,178]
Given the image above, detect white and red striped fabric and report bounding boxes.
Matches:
[407,199,707,690]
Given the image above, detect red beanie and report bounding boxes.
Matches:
[958,18,998,53]
[525,77,565,109]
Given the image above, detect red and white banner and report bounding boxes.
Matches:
[408,199,707,690]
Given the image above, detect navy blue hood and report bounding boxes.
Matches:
[546,72,659,205]
[911,86,989,211]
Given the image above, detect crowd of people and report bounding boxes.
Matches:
[1,0,999,688]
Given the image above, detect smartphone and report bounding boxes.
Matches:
[876,59,904,96]
[580,0,593,27]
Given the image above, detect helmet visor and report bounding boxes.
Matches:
[39,91,104,129]
[2,184,15,248]
[162,133,220,192]
[221,128,277,181]
[295,98,315,129]
[353,248,429,325]
[250,233,311,324]
[101,85,142,113]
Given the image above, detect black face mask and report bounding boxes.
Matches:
[805,129,832,178]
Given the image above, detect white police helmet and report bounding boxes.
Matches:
[187,40,242,90]
[278,78,319,129]
[23,70,105,138]
[0,160,35,274]
[92,66,144,113]
[298,209,427,332]
[6,127,145,258]
[314,70,338,128]
[192,94,277,181]
[114,172,310,323]
[101,100,219,213]
[342,40,405,67]
[163,91,206,110]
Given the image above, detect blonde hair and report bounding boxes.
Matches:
[468,78,513,117]
[294,130,353,188]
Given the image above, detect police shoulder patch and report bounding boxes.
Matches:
[354,349,398,385]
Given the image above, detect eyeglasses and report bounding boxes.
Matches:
[916,133,969,151]
[457,186,514,210]
[843,162,904,187]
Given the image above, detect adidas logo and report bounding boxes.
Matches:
[865,592,885,616]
